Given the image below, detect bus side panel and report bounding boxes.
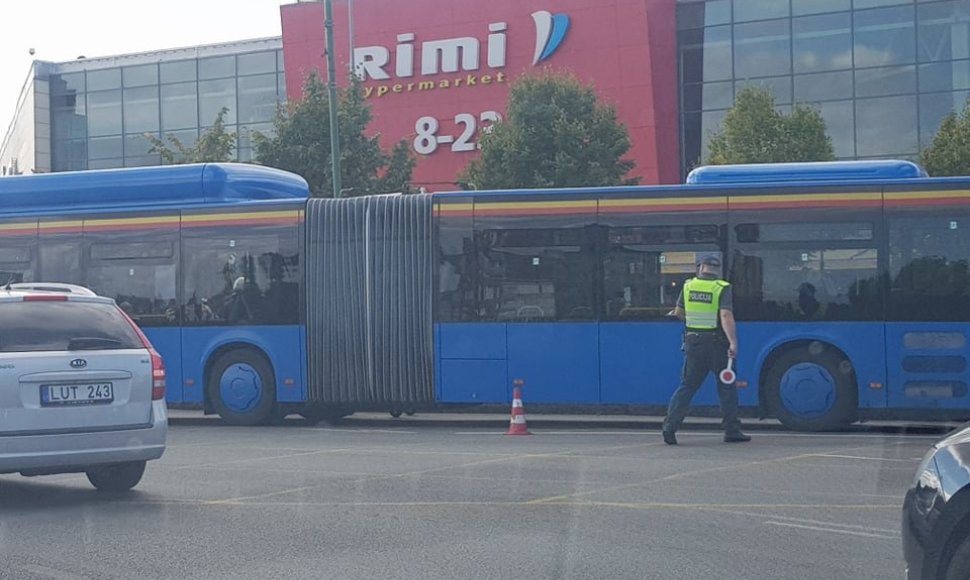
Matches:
[886,322,970,410]
[599,322,699,405]
[507,323,600,404]
[180,325,306,404]
[744,322,887,410]
[143,327,183,404]
[437,323,508,403]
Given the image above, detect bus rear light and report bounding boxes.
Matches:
[736,381,748,388]
[869,382,883,389]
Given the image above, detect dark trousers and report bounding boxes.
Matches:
[663,332,742,434]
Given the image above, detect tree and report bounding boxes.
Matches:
[705,86,835,165]
[145,107,236,164]
[460,72,637,190]
[919,97,970,176]
[254,72,414,196]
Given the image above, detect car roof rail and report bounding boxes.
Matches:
[5,282,98,297]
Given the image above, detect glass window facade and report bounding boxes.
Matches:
[50,48,284,172]
[678,0,970,176]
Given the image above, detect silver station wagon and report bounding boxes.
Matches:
[0,284,167,491]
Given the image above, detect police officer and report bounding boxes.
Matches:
[662,255,750,445]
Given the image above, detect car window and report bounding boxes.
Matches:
[0,301,143,352]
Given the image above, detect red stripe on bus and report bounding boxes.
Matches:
[181,216,299,228]
[438,210,474,218]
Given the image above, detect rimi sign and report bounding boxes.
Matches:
[280,0,681,188]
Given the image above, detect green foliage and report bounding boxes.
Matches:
[705,86,835,165]
[460,71,637,190]
[919,97,970,177]
[254,72,414,197]
[146,107,236,164]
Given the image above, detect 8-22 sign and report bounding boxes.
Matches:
[413,111,502,155]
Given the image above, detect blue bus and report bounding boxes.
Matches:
[1,160,968,430]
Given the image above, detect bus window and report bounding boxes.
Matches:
[182,225,300,326]
[437,203,478,322]
[0,245,35,285]
[889,215,970,321]
[477,225,595,322]
[85,237,178,326]
[733,249,881,321]
[732,220,881,321]
[603,224,723,321]
[38,242,82,285]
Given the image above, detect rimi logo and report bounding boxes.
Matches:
[353,10,571,81]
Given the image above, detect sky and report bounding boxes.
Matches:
[0,0,290,137]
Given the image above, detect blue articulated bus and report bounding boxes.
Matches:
[1,160,968,430]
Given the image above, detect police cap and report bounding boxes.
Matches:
[697,255,722,268]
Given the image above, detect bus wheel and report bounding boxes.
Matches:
[763,346,857,431]
[389,409,403,418]
[207,349,276,427]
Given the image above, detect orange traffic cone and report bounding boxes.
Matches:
[506,382,531,436]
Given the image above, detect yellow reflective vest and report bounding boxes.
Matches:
[683,278,729,330]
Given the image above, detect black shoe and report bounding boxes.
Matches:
[663,431,678,445]
[723,431,751,443]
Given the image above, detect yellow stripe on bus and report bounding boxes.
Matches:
[600,197,727,207]
[731,192,882,204]
[181,210,301,222]
[474,200,596,210]
[0,223,36,231]
[83,216,179,227]
[885,190,970,200]
[38,220,84,229]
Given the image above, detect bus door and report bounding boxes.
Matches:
[598,215,727,405]
[885,196,970,412]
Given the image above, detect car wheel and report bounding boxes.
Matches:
[389,409,403,418]
[763,344,857,431]
[86,461,146,492]
[207,349,276,426]
[946,533,970,580]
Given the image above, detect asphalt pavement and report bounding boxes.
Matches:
[0,418,944,580]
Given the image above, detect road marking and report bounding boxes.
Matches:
[452,430,942,439]
[15,563,89,580]
[204,448,576,504]
[811,453,917,463]
[764,520,899,540]
[309,428,419,434]
[522,439,906,506]
[173,447,353,471]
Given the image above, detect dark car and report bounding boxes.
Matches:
[904,424,970,580]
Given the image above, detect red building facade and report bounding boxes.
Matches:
[281,0,679,189]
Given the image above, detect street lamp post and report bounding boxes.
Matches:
[324,0,342,198]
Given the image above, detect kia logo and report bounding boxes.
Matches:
[70,359,87,368]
